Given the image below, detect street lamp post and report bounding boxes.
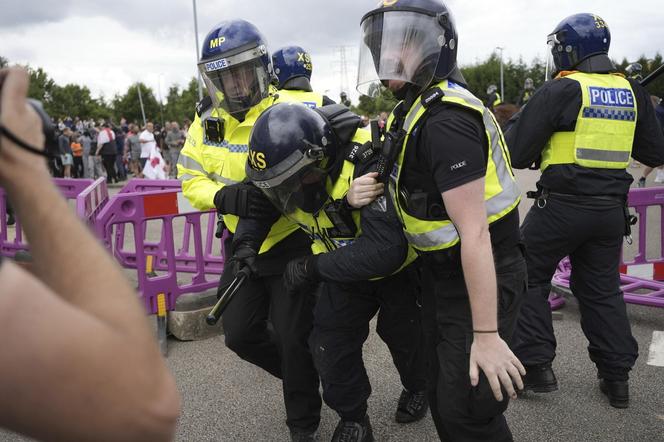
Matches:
[496,46,504,103]
[192,0,203,101]
[136,83,147,127]
[158,73,165,127]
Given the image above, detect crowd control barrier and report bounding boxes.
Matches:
[0,178,107,257]
[552,187,664,308]
[94,182,225,315]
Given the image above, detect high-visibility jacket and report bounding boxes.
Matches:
[276,89,324,109]
[389,80,521,252]
[540,72,637,171]
[285,129,417,275]
[177,90,298,254]
[492,92,503,108]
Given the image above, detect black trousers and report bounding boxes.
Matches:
[512,195,638,381]
[309,265,427,422]
[102,154,117,183]
[222,273,321,433]
[420,245,526,442]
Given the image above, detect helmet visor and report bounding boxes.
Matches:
[249,146,330,215]
[357,11,444,97]
[199,48,271,115]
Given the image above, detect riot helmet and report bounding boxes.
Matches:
[198,20,272,117]
[487,84,498,95]
[625,63,643,81]
[357,0,462,98]
[547,13,614,74]
[524,77,534,89]
[272,45,313,90]
[247,103,336,215]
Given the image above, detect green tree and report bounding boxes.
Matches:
[111,83,160,125]
[352,83,398,118]
[163,78,200,123]
[0,56,8,68]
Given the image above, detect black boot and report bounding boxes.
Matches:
[290,428,318,442]
[395,389,428,423]
[599,379,629,409]
[331,415,374,442]
[7,213,15,226]
[522,363,558,393]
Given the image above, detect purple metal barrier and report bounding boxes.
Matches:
[552,187,664,308]
[119,178,181,194]
[1,178,99,257]
[94,187,224,314]
[76,177,109,227]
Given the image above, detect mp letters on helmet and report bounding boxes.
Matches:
[588,87,634,108]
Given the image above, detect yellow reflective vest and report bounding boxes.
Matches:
[275,89,324,109]
[178,89,306,254]
[540,72,637,171]
[390,80,521,252]
[285,129,417,275]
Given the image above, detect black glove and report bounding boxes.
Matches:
[218,246,258,294]
[214,183,278,219]
[283,255,320,295]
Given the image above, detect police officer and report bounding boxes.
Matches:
[485,84,503,111]
[239,102,428,442]
[505,13,664,408]
[356,1,526,440]
[625,62,643,82]
[339,91,352,107]
[271,45,335,107]
[517,77,535,106]
[177,20,322,441]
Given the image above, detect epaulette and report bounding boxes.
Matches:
[195,96,213,118]
[345,141,376,164]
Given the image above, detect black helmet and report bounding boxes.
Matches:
[357,0,462,97]
[247,103,336,214]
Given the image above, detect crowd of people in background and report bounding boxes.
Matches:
[48,116,190,182]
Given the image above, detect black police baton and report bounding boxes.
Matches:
[640,64,664,87]
[206,267,250,325]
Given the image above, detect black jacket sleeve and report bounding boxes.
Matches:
[231,217,272,254]
[504,78,581,169]
[315,161,408,283]
[628,78,664,167]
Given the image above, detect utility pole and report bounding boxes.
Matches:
[332,46,354,101]
[496,47,504,102]
[192,0,203,101]
[136,83,147,127]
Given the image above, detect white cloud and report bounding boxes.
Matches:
[2,0,662,105]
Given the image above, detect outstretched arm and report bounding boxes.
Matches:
[0,67,180,442]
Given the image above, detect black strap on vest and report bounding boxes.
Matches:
[196,96,212,118]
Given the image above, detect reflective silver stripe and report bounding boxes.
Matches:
[178,154,238,185]
[178,154,206,174]
[209,173,238,185]
[576,148,630,163]
[404,224,459,249]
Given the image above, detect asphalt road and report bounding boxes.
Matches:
[1,168,663,442]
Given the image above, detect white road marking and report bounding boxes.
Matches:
[647,331,664,367]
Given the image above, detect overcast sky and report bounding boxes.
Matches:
[2,0,662,105]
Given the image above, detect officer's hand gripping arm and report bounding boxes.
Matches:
[214,182,280,219]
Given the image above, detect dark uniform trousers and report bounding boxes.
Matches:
[222,273,322,433]
[309,264,427,422]
[420,244,526,442]
[512,194,639,381]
